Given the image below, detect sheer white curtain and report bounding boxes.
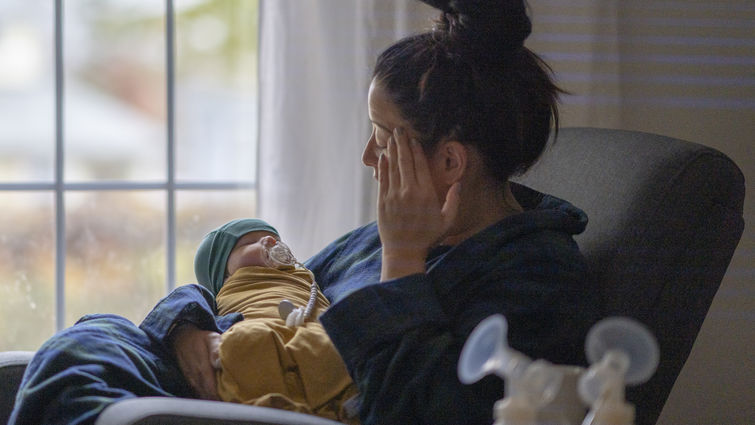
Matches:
[258,0,434,259]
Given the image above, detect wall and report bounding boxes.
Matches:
[524,1,753,423]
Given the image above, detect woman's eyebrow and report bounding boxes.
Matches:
[370,119,391,132]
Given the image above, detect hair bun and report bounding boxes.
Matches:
[419,0,454,12]
[423,0,532,53]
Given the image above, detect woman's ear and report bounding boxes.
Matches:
[436,141,468,184]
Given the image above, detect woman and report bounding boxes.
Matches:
[10,1,598,424]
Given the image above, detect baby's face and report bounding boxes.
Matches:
[225,231,279,279]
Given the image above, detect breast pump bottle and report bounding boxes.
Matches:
[458,314,564,425]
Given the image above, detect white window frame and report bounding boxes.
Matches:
[0,0,256,331]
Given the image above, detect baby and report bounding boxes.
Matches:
[194,218,358,423]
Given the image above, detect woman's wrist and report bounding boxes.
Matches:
[380,250,426,281]
[168,321,197,353]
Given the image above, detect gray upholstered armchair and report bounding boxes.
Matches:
[0,127,745,425]
[513,127,744,425]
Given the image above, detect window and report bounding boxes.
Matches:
[0,0,259,351]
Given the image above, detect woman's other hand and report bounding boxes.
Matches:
[377,127,460,281]
[171,323,222,400]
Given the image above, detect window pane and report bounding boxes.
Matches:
[64,0,166,182]
[0,192,55,350]
[175,0,258,182]
[65,191,165,326]
[0,1,55,182]
[175,189,256,286]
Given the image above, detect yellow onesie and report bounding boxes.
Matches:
[215,265,359,424]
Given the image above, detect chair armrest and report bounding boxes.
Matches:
[0,351,35,425]
[0,350,33,370]
[2,353,345,425]
[95,397,346,425]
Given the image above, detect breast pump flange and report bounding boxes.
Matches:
[458,314,564,425]
[578,317,660,425]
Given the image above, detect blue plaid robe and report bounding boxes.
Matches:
[10,184,599,425]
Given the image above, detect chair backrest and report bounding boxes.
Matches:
[513,127,745,425]
[0,351,34,425]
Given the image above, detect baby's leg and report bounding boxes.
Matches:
[216,319,306,408]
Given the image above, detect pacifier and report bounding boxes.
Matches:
[264,240,297,268]
[260,239,317,327]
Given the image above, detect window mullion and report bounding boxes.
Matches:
[165,0,176,293]
[54,0,65,331]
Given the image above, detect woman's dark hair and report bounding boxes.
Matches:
[373,0,562,182]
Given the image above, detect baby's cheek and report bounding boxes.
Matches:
[239,246,268,268]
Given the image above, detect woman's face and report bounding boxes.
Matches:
[363,79,421,179]
[225,231,279,278]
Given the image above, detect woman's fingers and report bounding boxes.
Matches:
[410,137,433,187]
[385,132,401,188]
[208,332,222,370]
[199,332,221,400]
[188,331,220,400]
[172,325,221,401]
[387,134,401,190]
[393,127,416,187]
[377,151,388,201]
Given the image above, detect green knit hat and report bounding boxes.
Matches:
[194,218,279,296]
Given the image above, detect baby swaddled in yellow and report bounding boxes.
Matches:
[194,219,359,423]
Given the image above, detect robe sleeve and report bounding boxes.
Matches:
[139,283,243,351]
[319,272,507,425]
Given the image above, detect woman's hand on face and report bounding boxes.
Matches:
[377,127,461,281]
[171,323,222,400]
